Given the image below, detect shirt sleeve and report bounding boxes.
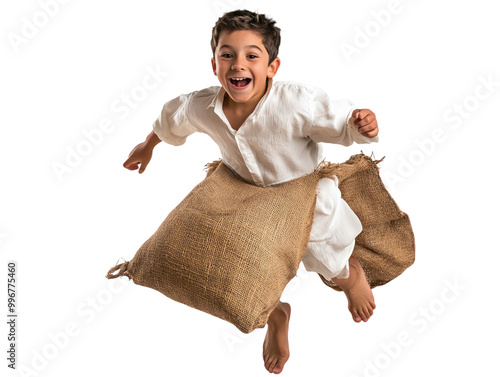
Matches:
[306,86,378,146]
[152,92,198,146]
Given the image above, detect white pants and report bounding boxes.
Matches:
[302,177,363,280]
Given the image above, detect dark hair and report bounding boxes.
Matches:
[211,10,281,65]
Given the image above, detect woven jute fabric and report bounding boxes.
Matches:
[106,154,415,332]
[317,154,415,291]
[106,160,322,333]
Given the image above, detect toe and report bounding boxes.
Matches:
[266,357,277,373]
[352,310,362,322]
[272,358,286,374]
[360,308,369,322]
[273,365,283,374]
[363,307,371,320]
[264,356,270,371]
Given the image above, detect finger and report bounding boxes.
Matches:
[123,159,139,170]
[358,124,378,136]
[355,112,376,128]
[357,116,378,132]
[361,128,379,138]
[351,110,362,125]
[358,122,377,135]
[353,109,367,122]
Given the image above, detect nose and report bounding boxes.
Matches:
[231,63,245,71]
[231,56,245,71]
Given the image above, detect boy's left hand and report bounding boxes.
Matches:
[350,109,379,138]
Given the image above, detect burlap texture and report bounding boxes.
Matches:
[106,160,321,333]
[317,154,415,291]
[106,154,415,332]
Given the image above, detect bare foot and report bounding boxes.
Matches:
[331,256,376,323]
[263,301,291,374]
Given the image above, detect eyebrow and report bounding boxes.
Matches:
[219,44,263,52]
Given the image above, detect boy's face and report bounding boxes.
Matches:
[211,30,280,108]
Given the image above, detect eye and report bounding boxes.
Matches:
[248,54,258,59]
[221,53,233,58]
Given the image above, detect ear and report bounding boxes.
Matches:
[211,58,217,76]
[267,58,281,79]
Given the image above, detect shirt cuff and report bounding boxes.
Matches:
[347,108,356,128]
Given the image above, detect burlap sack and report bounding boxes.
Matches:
[106,154,415,332]
[106,160,323,333]
[317,154,415,291]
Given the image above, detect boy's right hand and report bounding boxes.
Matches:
[123,142,153,174]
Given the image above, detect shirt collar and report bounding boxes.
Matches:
[207,86,225,110]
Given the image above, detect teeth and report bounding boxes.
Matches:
[232,78,247,81]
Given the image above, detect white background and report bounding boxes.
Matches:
[1,0,499,376]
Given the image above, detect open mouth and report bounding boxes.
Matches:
[229,77,252,88]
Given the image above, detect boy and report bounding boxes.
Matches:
[123,10,378,374]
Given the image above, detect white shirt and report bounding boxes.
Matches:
[153,80,378,279]
[153,80,377,187]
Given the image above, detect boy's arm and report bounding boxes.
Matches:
[123,91,199,174]
[123,130,162,174]
[306,88,379,145]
